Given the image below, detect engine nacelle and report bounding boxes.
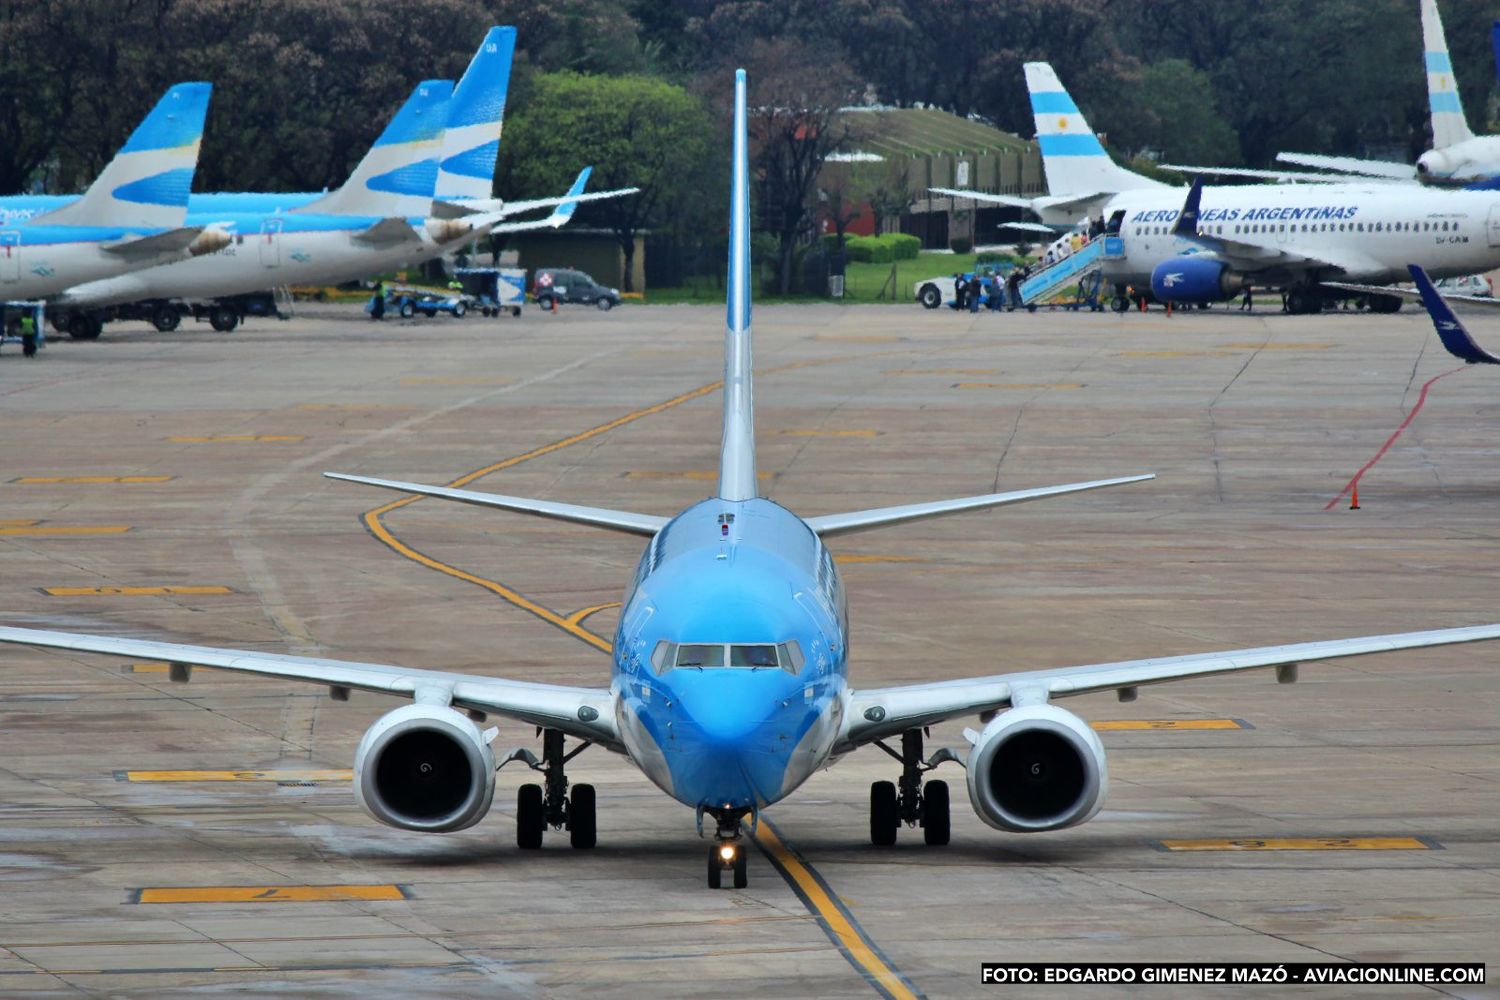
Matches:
[1150,256,1245,303]
[353,704,495,832]
[965,704,1108,832]
[1416,148,1449,178]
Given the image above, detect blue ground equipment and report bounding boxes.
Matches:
[454,267,526,318]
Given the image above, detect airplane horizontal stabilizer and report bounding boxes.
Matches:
[928,187,1034,209]
[804,474,1154,538]
[100,225,204,256]
[1275,152,1417,181]
[324,472,669,536]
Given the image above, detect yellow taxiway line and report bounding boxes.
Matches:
[134,885,407,903]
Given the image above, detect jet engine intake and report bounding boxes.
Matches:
[965,704,1107,832]
[1150,256,1246,303]
[353,703,495,832]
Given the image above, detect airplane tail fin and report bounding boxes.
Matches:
[294,80,453,218]
[31,82,212,229]
[1023,63,1164,197]
[1421,0,1475,148]
[436,26,516,203]
[718,68,757,502]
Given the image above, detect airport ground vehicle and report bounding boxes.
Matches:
[533,267,620,310]
[376,285,469,319]
[455,267,525,317]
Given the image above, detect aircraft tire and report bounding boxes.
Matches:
[870,780,899,846]
[517,783,545,849]
[922,780,951,846]
[1111,295,1129,313]
[568,783,596,848]
[732,848,748,889]
[67,313,102,341]
[707,847,723,889]
[152,304,181,332]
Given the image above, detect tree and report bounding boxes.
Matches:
[497,71,716,291]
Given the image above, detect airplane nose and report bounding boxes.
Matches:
[673,672,784,748]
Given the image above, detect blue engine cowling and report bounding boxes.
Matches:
[1149,256,1246,303]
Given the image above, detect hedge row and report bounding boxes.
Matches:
[822,232,922,263]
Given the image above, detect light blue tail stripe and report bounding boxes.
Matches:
[120,82,211,154]
[1425,51,1454,72]
[373,80,453,148]
[447,26,515,129]
[1038,133,1107,157]
[1029,91,1079,115]
[1430,92,1463,113]
[441,140,501,180]
[111,167,194,207]
[366,159,440,196]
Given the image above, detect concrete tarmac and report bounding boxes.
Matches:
[0,301,1496,998]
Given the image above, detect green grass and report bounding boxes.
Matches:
[643,252,993,305]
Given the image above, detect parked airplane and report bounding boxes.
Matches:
[7,70,1500,889]
[40,29,631,338]
[0,82,223,300]
[1276,0,1500,186]
[939,62,1500,314]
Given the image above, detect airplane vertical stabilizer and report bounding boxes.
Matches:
[718,69,758,503]
[29,82,212,229]
[1422,0,1475,148]
[293,80,453,218]
[437,26,516,203]
[1022,63,1166,197]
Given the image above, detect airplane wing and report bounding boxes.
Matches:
[325,472,668,536]
[1158,163,1349,184]
[929,187,1114,217]
[1276,152,1418,181]
[352,217,425,246]
[100,226,206,257]
[0,626,621,750]
[929,187,1035,209]
[1400,264,1500,363]
[837,622,1500,750]
[805,475,1153,538]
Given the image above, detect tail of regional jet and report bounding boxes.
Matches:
[294,80,453,218]
[31,82,212,229]
[436,26,516,203]
[1421,0,1475,148]
[1023,63,1164,197]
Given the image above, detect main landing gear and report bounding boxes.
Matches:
[870,728,955,846]
[705,809,749,889]
[507,728,596,849]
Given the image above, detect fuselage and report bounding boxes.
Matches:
[613,498,848,812]
[1094,183,1500,288]
[0,223,192,300]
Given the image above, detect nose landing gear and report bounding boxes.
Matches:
[705,809,750,889]
[870,728,959,846]
[504,728,596,849]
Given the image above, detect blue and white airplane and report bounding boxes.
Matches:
[0,82,221,301]
[18,28,631,337]
[7,71,1500,889]
[938,62,1500,315]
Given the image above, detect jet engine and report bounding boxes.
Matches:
[188,226,233,257]
[1416,148,1449,178]
[965,704,1108,832]
[1149,256,1246,303]
[353,704,495,832]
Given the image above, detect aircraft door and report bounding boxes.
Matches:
[1,231,19,284]
[1488,205,1500,248]
[259,219,282,268]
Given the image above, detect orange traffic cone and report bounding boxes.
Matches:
[1349,484,1361,510]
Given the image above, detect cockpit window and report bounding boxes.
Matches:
[652,639,806,674]
[675,643,725,668]
[730,644,779,668]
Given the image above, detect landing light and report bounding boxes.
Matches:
[718,844,737,863]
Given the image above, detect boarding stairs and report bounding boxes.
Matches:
[1018,236,1121,307]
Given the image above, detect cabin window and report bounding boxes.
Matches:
[1373,222,1382,232]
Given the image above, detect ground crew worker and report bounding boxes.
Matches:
[19,310,37,358]
[1240,285,1253,312]
[953,273,967,311]
[370,280,386,321]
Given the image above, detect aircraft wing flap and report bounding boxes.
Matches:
[839,622,1500,750]
[352,217,424,245]
[0,626,620,748]
[100,226,205,257]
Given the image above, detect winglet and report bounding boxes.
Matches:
[1408,264,1500,364]
[548,166,592,226]
[718,68,757,502]
[1171,176,1204,237]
